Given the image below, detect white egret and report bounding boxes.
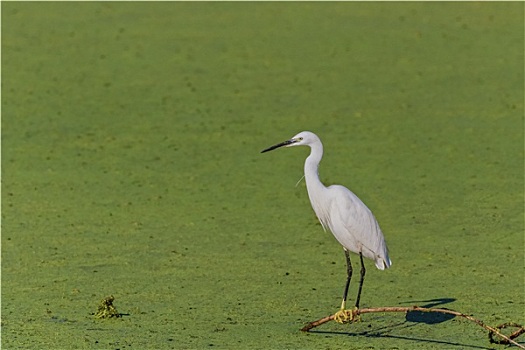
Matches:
[261,131,391,323]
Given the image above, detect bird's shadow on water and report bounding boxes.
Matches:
[403,297,457,324]
[308,298,496,350]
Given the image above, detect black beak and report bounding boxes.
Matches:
[261,139,295,153]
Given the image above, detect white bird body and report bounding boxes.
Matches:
[301,132,391,270]
[262,131,391,318]
[312,184,390,270]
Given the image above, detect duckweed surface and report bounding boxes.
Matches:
[2,2,523,349]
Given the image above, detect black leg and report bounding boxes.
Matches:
[355,252,366,309]
[341,249,353,309]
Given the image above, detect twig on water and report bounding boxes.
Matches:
[300,306,525,349]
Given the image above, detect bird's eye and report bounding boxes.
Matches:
[298,137,303,141]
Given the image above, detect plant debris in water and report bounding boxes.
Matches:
[94,295,121,319]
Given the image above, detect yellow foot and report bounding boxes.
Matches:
[334,307,361,324]
[334,309,353,324]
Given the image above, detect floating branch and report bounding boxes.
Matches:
[301,306,524,349]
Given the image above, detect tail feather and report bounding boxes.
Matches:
[375,255,392,270]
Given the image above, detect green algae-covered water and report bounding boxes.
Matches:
[2,2,523,349]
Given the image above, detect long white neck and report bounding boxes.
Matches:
[304,139,327,203]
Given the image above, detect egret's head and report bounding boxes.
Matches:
[261,131,320,153]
